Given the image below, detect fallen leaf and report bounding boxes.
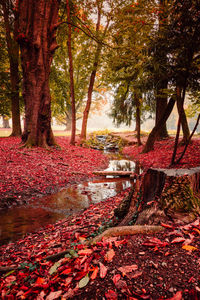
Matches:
[171,237,185,244]
[166,291,182,300]
[35,277,45,285]
[113,274,121,285]
[105,289,118,300]
[99,262,108,278]
[46,290,62,300]
[182,245,197,251]
[91,266,98,280]
[78,249,93,256]
[61,268,72,275]
[79,274,89,288]
[118,264,138,275]
[49,261,61,275]
[64,277,73,287]
[104,249,115,262]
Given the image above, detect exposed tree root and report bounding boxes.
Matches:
[90,225,164,244]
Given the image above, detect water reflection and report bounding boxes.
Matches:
[0,158,140,245]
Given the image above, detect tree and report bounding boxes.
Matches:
[0,0,22,136]
[144,0,200,153]
[17,0,60,147]
[80,0,111,141]
[106,0,155,143]
[66,0,76,145]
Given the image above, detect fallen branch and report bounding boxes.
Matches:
[93,170,137,177]
[90,225,164,244]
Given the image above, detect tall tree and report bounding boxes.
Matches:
[17,0,60,147]
[80,0,110,141]
[0,0,21,136]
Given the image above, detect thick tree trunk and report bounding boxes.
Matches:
[143,97,175,153]
[1,0,22,136]
[17,0,60,147]
[155,81,168,139]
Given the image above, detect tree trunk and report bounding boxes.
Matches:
[17,0,60,147]
[1,0,22,136]
[155,81,168,139]
[143,97,175,153]
[134,93,142,146]
[66,0,76,145]
[80,3,109,141]
[176,85,190,144]
[2,115,10,128]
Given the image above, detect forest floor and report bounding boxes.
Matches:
[0,134,200,299]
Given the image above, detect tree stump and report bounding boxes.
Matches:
[135,167,200,224]
[114,167,200,226]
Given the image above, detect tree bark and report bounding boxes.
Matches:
[17,0,60,147]
[66,0,76,145]
[176,85,190,144]
[143,97,175,153]
[80,2,109,141]
[155,81,168,139]
[134,93,142,146]
[1,0,22,136]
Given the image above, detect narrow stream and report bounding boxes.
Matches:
[0,157,140,246]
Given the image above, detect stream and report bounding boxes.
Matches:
[0,155,140,246]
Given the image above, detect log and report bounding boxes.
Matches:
[90,225,164,244]
[93,170,137,178]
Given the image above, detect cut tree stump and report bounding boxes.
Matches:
[135,167,200,224]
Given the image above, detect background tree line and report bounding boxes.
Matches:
[0,0,200,155]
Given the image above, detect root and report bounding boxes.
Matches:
[90,225,164,244]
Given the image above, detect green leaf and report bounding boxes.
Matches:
[49,261,61,275]
[79,274,89,288]
[4,270,15,278]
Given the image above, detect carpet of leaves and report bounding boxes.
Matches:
[0,137,108,209]
[1,136,200,299]
[123,137,200,170]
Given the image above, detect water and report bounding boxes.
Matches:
[0,158,140,246]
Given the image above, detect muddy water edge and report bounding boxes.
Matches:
[0,153,141,246]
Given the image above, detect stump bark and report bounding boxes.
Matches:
[116,167,200,226]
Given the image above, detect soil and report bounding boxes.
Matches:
[0,134,200,299]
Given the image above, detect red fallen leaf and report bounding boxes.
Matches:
[114,239,127,247]
[161,222,174,229]
[115,279,128,291]
[74,271,87,280]
[78,249,93,256]
[171,237,185,244]
[165,291,182,300]
[99,262,108,278]
[91,266,98,280]
[127,271,143,279]
[143,237,168,247]
[104,249,115,262]
[64,277,73,287]
[61,268,72,275]
[105,289,118,300]
[35,277,45,285]
[118,264,138,275]
[46,290,62,300]
[113,274,121,285]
